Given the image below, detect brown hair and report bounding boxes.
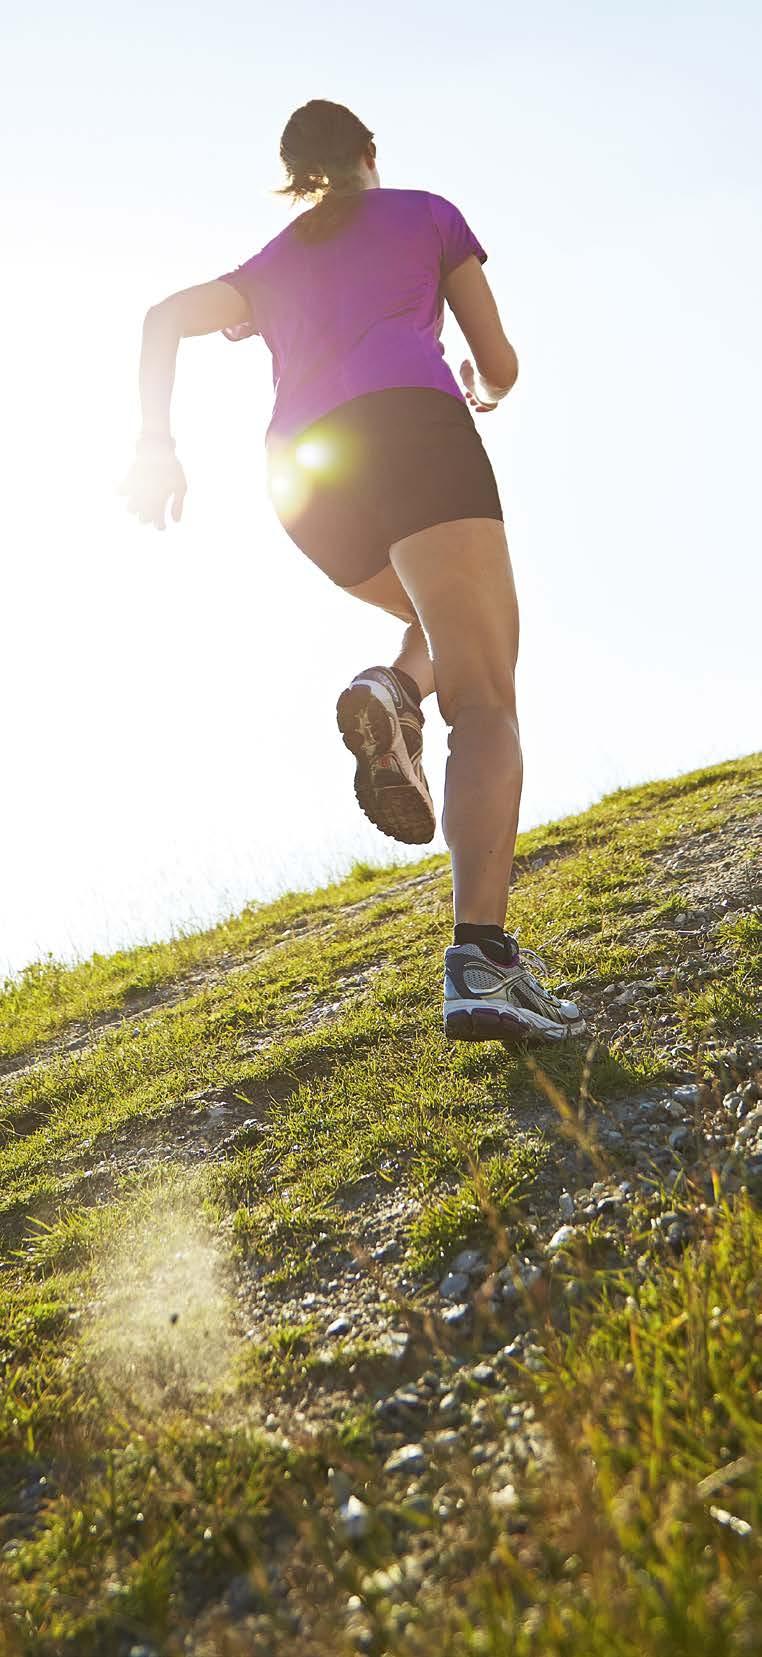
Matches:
[275,99,375,244]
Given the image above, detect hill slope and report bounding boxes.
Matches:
[1,753,760,1655]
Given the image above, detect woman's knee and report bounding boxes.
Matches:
[435,663,519,729]
[390,520,520,724]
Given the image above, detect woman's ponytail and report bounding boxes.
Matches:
[275,99,375,244]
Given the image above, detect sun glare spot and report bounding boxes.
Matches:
[295,437,331,471]
[269,459,312,521]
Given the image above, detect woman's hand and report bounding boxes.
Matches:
[460,359,500,413]
[118,439,188,530]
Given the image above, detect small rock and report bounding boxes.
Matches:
[439,1391,461,1418]
[439,1271,470,1301]
[376,1389,427,1421]
[723,1090,742,1111]
[738,1083,762,1119]
[383,1443,425,1476]
[374,1330,409,1362]
[546,1225,576,1255]
[339,1494,371,1541]
[450,1248,486,1275]
[472,1362,498,1387]
[735,1108,762,1146]
[709,1504,752,1538]
[432,1429,461,1451]
[490,1482,519,1511]
[655,1211,681,1231]
[558,1191,575,1222]
[673,1083,704,1107]
[611,984,642,1008]
[326,1316,351,1339]
[669,1126,696,1154]
[496,1339,524,1366]
[440,1302,471,1329]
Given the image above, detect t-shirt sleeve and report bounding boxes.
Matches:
[216,255,264,341]
[427,193,487,280]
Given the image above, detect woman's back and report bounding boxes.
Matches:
[218,187,487,443]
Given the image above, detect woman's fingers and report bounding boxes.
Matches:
[119,455,187,529]
[171,467,187,522]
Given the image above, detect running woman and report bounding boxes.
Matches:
[120,99,586,1046]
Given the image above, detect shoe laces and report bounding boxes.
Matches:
[508,928,550,986]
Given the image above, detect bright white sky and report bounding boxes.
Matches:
[1,1,760,981]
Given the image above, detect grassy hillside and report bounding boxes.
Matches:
[1,752,760,1655]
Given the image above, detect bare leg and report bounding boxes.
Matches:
[390,519,523,927]
[391,619,436,701]
[343,565,435,700]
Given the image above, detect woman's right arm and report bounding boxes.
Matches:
[442,256,519,409]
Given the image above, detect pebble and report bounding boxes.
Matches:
[490,1482,519,1511]
[339,1494,371,1541]
[734,1109,762,1147]
[326,1316,351,1339]
[441,1302,471,1329]
[546,1225,576,1255]
[610,979,659,1007]
[438,1392,461,1418]
[376,1390,427,1422]
[709,1505,752,1538]
[673,1084,704,1106]
[471,1363,499,1387]
[432,1429,461,1451]
[655,1211,681,1231]
[450,1249,486,1275]
[374,1330,409,1362]
[383,1443,426,1476]
[439,1271,470,1301]
[558,1191,575,1221]
[738,1083,762,1119]
[669,1126,696,1154]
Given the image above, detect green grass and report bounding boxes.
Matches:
[0,751,760,1653]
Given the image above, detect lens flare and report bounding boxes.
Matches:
[295,437,332,471]
[268,456,312,520]
[268,427,360,522]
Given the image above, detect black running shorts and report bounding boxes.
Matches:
[265,387,504,589]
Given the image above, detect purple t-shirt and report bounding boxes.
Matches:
[217,187,487,445]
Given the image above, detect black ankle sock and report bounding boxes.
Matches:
[453,923,518,966]
[393,668,422,705]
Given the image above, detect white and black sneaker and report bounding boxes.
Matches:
[444,932,586,1045]
[336,665,436,845]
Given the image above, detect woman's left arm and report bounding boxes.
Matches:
[121,280,252,531]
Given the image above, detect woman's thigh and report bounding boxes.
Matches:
[343,562,419,623]
[389,518,520,724]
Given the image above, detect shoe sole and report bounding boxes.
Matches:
[444,1004,586,1046]
[336,683,436,845]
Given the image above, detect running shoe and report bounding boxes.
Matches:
[336,665,436,845]
[444,932,586,1044]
